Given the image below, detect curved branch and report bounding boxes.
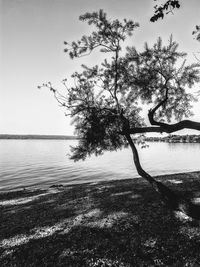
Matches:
[148,85,169,126]
[125,120,200,135]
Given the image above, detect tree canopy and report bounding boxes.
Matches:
[40,10,200,161]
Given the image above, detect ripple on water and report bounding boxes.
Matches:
[0,140,200,190]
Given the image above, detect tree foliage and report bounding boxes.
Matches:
[192,25,200,42]
[150,0,200,42]
[150,0,181,22]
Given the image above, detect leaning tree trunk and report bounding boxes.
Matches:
[125,133,200,220]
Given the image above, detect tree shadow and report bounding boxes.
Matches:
[1,174,200,266]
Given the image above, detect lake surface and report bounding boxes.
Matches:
[0,140,200,191]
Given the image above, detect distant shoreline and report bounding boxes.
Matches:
[0,134,79,140]
[1,134,200,142]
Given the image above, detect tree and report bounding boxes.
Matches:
[40,10,200,218]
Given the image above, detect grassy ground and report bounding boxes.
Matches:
[1,171,200,266]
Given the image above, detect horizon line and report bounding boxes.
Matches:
[0,134,78,140]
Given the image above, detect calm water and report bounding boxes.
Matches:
[0,140,200,191]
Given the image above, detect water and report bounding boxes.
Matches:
[0,140,200,191]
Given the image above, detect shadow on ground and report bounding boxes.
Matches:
[1,172,200,266]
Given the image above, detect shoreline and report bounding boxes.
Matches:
[1,170,200,193]
[1,171,200,266]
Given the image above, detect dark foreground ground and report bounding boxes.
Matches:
[1,172,200,267]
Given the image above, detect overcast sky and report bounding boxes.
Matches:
[1,0,200,135]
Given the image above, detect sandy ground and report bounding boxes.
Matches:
[1,171,200,266]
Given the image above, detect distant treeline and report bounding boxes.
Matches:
[0,134,79,140]
[1,134,200,142]
[145,134,200,143]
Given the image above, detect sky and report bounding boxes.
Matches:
[1,0,200,135]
